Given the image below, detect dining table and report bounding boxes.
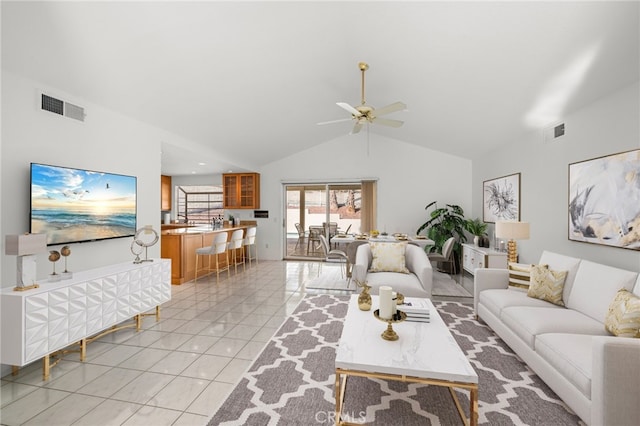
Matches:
[331,234,435,250]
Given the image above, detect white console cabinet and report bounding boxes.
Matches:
[462,244,507,275]
[1,259,171,368]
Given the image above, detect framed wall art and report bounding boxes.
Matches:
[483,173,521,223]
[568,149,640,250]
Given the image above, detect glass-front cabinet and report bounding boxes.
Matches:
[223,172,260,209]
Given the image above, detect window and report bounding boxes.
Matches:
[177,185,224,224]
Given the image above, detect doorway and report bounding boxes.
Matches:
[284,183,362,259]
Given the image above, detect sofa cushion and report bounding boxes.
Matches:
[527,265,568,306]
[369,242,409,274]
[604,289,640,338]
[501,306,608,349]
[364,271,425,298]
[538,251,581,303]
[566,260,638,323]
[479,288,563,319]
[536,333,593,399]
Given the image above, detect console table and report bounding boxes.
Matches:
[462,243,508,275]
[1,259,171,379]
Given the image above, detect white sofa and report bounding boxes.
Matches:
[352,243,432,298]
[474,251,640,426]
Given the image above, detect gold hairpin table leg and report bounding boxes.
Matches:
[11,365,19,376]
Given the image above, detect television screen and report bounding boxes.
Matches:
[30,163,137,246]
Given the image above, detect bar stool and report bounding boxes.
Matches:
[228,229,246,274]
[195,232,230,283]
[243,227,257,267]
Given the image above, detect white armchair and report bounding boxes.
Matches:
[352,243,433,298]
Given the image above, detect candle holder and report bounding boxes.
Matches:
[373,309,406,341]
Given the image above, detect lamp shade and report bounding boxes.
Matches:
[5,234,47,256]
[495,221,530,240]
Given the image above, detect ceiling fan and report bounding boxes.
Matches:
[317,62,406,134]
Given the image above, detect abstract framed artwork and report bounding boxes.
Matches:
[483,173,521,223]
[568,149,640,250]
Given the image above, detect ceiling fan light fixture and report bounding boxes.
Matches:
[317,62,406,132]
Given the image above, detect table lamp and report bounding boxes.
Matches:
[495,221,530,263]
[5,233,48,291]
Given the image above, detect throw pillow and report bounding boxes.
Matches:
[527,264,568,306]
[369,242,410,274]
[508,262,533,288]
[605,289,640,338]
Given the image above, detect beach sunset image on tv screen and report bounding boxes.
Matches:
[30,163,137,245]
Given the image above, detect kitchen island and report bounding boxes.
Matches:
[161,223,254,284]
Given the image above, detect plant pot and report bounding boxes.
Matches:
[473,236,480,246]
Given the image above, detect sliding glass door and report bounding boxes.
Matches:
[284,183,364,259]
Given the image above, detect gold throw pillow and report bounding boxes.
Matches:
[508,262,533,288]
[369,242,410,274]
[605,289,640,338]
[527,264,567,306]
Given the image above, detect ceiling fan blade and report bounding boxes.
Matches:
[374,117,404,128]
[372,101,407,117]
[350,122,363,134]
[337,102,363,117]
[317,118,353,126]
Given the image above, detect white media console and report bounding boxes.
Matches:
[1,259,171,378]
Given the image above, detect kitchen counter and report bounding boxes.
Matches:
[161,225,252,284]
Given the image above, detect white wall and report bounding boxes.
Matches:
[472,82,640,271]
[257,134,472,260]
[1,71,195,286]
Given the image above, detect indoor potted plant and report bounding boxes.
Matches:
[416,202,468,269]
[465,218,488,247]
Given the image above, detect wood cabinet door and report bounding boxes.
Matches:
[161,175,172,211]
[223,173,260,209]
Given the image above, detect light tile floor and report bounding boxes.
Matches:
[0,260,472,426]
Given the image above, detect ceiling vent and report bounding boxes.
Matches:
[543,121,565,143]
[41,94,85,122]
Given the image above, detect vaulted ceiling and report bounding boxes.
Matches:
[2,1,638,175]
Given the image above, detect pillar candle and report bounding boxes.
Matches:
[379,286,393,320]
[392,292,398,315]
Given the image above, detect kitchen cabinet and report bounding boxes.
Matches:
[161,175,172,211]
[223,173,260,209]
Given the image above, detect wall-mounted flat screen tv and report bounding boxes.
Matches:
[30,163,137,246]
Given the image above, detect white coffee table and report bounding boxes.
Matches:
[335,295,478,425]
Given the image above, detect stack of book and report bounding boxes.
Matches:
[401,299,430,323]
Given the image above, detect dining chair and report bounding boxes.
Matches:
[307,226,323,255]
[195,232,230,283]
[427,236,457,274]
[294,223,306,250]
[228,229,246,274]
[243,226,257,267]
[319,234,349,281]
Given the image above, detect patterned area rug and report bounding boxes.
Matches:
[207,295,580,425]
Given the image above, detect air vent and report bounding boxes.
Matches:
[41,93,85,122]
[41,94,63,115]
[543,121,565,143]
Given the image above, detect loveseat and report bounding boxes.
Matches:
[474,250,640,426]
[352,242,432,298]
